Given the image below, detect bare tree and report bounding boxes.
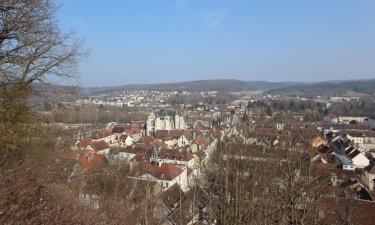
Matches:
[0,0,85,85]
[0,0,85,161]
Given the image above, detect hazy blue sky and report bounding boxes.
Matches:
[57,0,375,87]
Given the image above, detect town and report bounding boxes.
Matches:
[2,0,375,224]
[48,89,375,224]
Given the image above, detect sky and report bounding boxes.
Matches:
[56,0,375,87]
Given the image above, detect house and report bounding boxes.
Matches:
[75,139,92,150]
[160,183,185,211]
[164,138,178,149]
[336,114,369,124]
[124,126,143,139]
[115,146,147,165]
[335,154,355,171]
[137,136,154,147]
[118,134,128,145]
[368,116,375,129]
[190,136,207,153]
[167,186,210,225]
[111,124,131,134]
[91,130,116,144]
[128,147,188,191]
[87,140,110,155]
[124,135,134,146]
[65,150,103,177]
[346,148,370,169]
[363,164,375,191]
[311,137,327,148]
[177,135,190,148]
[158,148,195,168]
[128,161,188,191]
[364,132,375,144]
[346,132,365,145]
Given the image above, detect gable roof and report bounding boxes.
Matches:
[112,124,131,133]
[130,162,183,181]
[348,150,361,159]
[193,136,205,145]
[79,153,103,173]
[161,183,185,209]
[155,130,184,140]
[125,126,142,136]
[89,140,109,151]
[159,148,193,161]
[91,130,112,139]
[77,139,92,148]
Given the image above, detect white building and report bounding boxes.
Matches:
[336,115,368,124]
[368,116,375,129]
[346,133,365,145]
[348,150,370,168]
[146,109,185,136]
[128,156,188,191]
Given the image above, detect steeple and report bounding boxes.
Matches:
[150,145,160,165]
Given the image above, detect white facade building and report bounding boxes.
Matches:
[146,109,185,136]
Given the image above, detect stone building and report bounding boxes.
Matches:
[146,109,185,136]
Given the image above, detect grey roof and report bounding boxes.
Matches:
[154,108,178,117]
[336,154,353,165]
[348,150,361,159]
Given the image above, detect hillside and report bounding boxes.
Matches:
[267,79,375,97]
[84,79,305,94]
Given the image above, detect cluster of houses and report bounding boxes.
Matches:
[65,109,218,196]
[76,89,219,109]
[59,107,375,224]
[308,114,375,203]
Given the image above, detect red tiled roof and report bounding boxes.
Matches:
[139,136,154,144]
[159,148,193,161]
[194,136,205,145]
[89,140,109,151]
[124,146,147,155]
[130,161,183,181]
[130,153,150,163]
[79,153,103,173]
[125,127,141,136]
[151,140,165,148]
[91,130,112,139]
[77,139,92,148]
[155,130,184,140]
[131,121,144,129]
[112,124,132,133]
[318,196,375,225]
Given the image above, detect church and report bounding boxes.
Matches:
[146,109,185,136]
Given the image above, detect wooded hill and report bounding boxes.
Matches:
[267,79,375,97]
